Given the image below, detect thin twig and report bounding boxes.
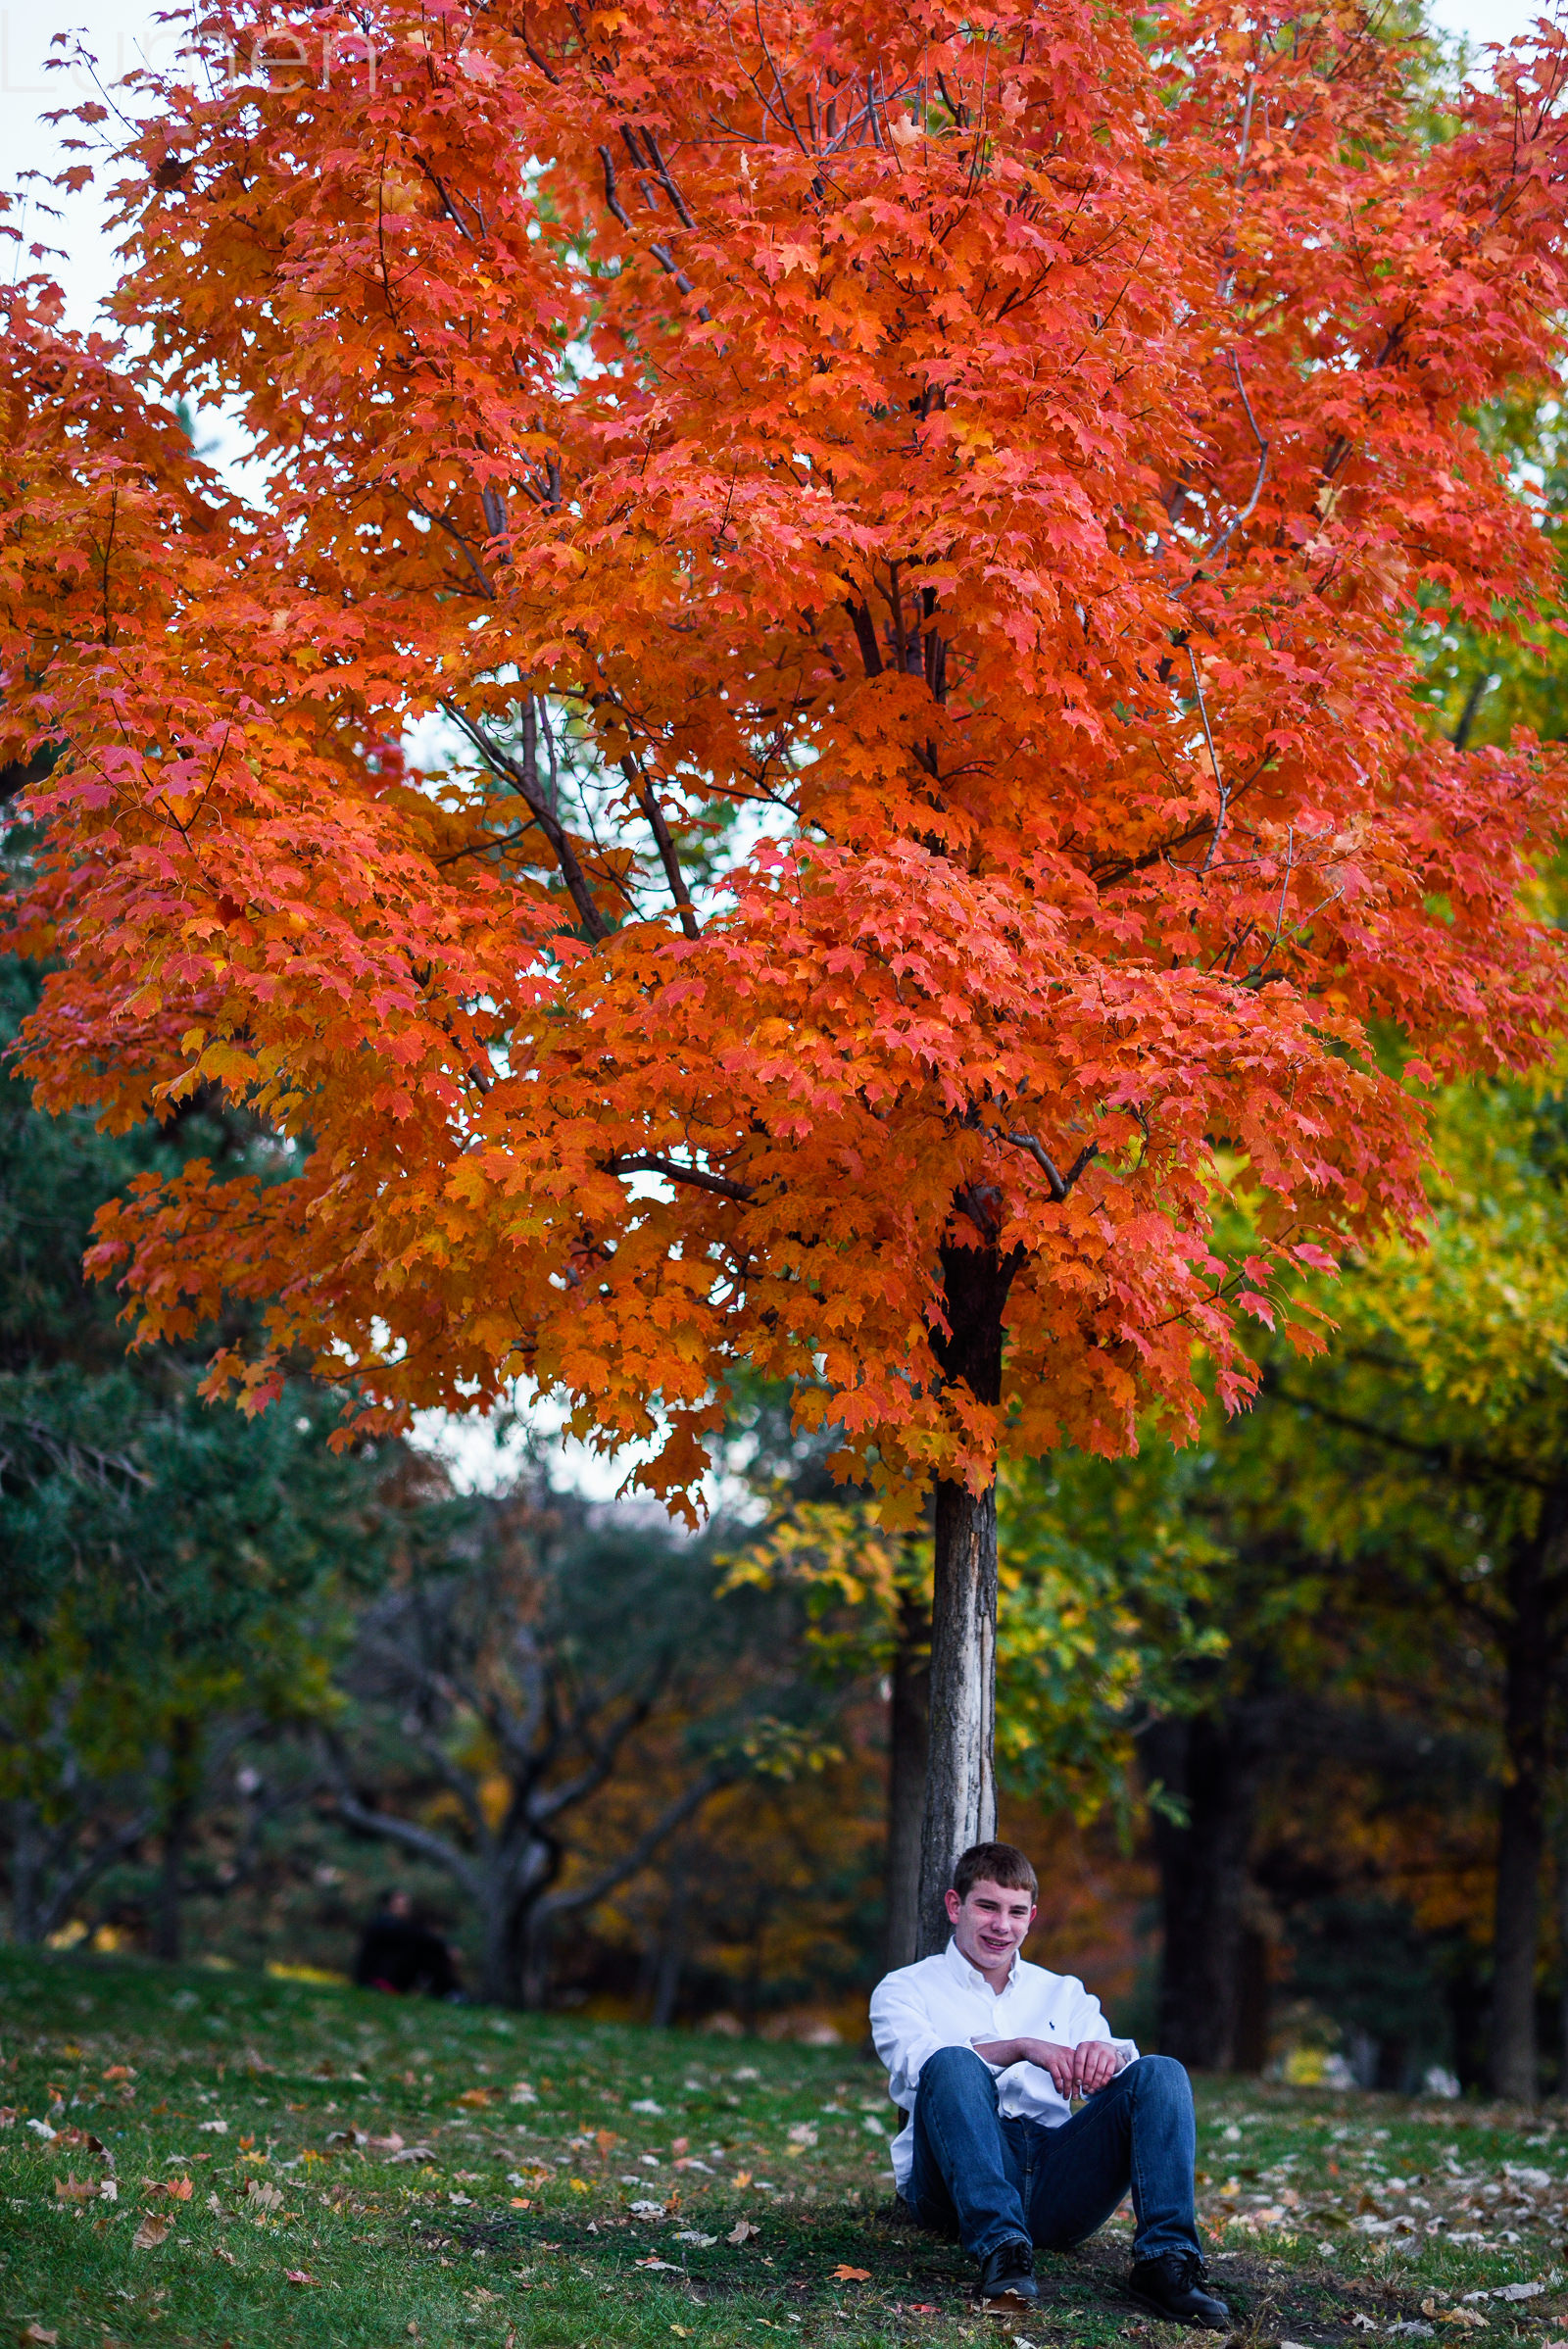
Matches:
[1188,648,1230,877]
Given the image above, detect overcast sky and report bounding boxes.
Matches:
[3,0,1564,333]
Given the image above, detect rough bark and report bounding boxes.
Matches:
[1144,1703,1271,2070]
[1488,1531,1552,2100]
[885,1579,930,1972]
[915,1236,1020,1957]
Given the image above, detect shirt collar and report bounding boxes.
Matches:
[944,1934,1019,1994]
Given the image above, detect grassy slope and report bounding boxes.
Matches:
[3,1952,1568,2349]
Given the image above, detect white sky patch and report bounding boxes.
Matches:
[410,1387,756,1526]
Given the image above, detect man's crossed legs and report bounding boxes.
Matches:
[905,2047,1228,2329]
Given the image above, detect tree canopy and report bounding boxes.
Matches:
[4,0,1565,1495]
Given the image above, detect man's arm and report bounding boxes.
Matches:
[869,1971,946,2103]
[971,2036,1120,2094]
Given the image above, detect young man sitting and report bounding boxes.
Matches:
[869,1839,1228,2329]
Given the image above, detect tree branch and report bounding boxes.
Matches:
[603,1152,755,1202]
[532,1765,732,1923]
[621,757,701,938]
[440,699,611,943]
[328,1772,486,1905]
[997,1131,1099,1202]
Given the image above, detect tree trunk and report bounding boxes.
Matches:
[10,1801,44,1945]
[1144,1703,1269,2070]
[915,1236,1019,1957]
[652,1844,690,2028]
[479,1888,517,2008]
[885,1580,930,1972]
[1557,1811,1568,2100]
[153,1716,201,1964]
[1488,1532,1551,2101]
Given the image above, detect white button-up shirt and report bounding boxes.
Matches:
[868,1937,1139,2192]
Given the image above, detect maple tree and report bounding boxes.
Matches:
[4,0,1568,1953]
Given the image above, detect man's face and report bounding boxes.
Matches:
[945,1877,1036,1973]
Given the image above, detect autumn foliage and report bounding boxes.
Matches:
[2,0,1567,1517]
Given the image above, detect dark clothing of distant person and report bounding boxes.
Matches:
[354,1907,461,1998]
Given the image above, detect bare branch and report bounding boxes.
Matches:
[597,146,710,320]
[620,756,701,938]
[998,1131,1100,1202]
[328,1772,486,1904]
[603,1152,755,1203]
[1194,353,1270,572]
[440,698,612,943]
[1187,648,1230,877]
[532,1765,731,1922]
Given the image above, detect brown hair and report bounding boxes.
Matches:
[952,1840,1038,1902]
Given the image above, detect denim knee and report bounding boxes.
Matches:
[920,2045,994,2093]
[1133,2054,1191,2104]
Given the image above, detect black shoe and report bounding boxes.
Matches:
[978,2239,1039,2307]
[1127,2251,1231,2330]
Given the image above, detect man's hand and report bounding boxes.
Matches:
[1071,2040,1119,2094]
[971,2036,1119,2096]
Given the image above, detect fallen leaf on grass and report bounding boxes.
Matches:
[21,2325,58,2344]
[672,2230,716,2246]
[510,2197,532,2210]
[285,2268,316,2286]
[831,2266,871,2283]
[727,2221,760,2244]
[634,2258,680,2272]
[213,2245,237,2266]
[132,2213,172,2250]
[0,2109,14,2128]
[102,2066,135,2083]
[54,2174,98,2202]
[198,2119,228,2135]
[456,2088,498,2108]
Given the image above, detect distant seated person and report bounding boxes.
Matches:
[354,1889,463,1999]
[869,1840,1228,2331]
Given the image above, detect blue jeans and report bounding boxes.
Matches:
[906,2046,1201,2265]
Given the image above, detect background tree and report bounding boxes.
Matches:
[0,946,400,1950]
[328,1476,839,2006]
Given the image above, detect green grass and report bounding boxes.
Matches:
[3,1950,1568,2349]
